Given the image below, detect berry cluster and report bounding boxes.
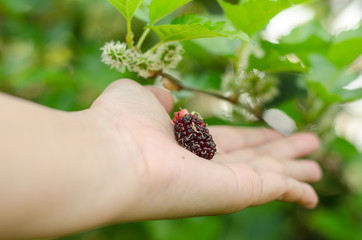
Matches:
[222,69,279,120]
[100,41,184,78]
[173,109,216,160]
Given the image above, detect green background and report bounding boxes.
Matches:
[0,0,361,239]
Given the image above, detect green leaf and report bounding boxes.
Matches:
[191,38,240,56]
[218,0,291,36]
[264,21,332,66]
[134,0,151,22]
[328,26,362,68]
[331,137,361,162]
[288,0,312,3]
[148,15,249,43]
[307,54,362,102]
[107,0,143,21]
[306,82,344,103]
[279,21,331,44]
[264,21,361,70]
[149,0,192,24]
[249,50,306,73]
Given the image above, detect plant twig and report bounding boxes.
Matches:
[159,72,237,103]
[126,20,133,48]
[136,28,151,49]
[235,42,250,72]
[158,71,265,122]
[150,41,164,52]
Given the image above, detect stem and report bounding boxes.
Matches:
[235,42,250,72]
[183,84,261,120]
[126,19,133,48]
[182,85,235,102]
[159,71,265,122]
[150,41,164,52]
[160,72,237,104]
[136,28,151,49]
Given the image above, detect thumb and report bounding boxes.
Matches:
[146,86,174,113]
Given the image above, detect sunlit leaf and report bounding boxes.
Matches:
[148,15,249,43]
[328,26,362,68]
[134,0,151,22]
[249,50,305,73]
[264,21,332,65]
[218,0,291,36]
[191,38,240,56]
[307,54,362,102]
[288,0,312,3]
[280,21,331,44]
[149,0,192,24]
[107,0,143,21]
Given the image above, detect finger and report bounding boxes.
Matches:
[246,157,322,182]
[253,133,320,159]
[284,160,322,182]
[146,86,174,113]
[209,126,282,152]
[253,172,319,209]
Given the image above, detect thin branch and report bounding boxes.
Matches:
[159,72,237,103]
[126,20,133,48]
[149,41,164,52]
[158,71,265,122]
[136,28,151,49]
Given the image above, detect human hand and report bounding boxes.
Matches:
[87,79,322,223]
[0,79,322,240]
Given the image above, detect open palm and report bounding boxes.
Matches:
[89,79,321,223]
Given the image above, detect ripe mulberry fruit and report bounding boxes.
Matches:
[173,109,217,160]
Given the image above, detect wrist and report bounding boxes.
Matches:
[65,109,145,225]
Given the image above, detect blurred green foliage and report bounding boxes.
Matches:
[1,0,362,239]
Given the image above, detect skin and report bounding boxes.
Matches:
[0,79,322,239]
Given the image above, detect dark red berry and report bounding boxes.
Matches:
[173,111,216,160]
[173,108,189,124]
